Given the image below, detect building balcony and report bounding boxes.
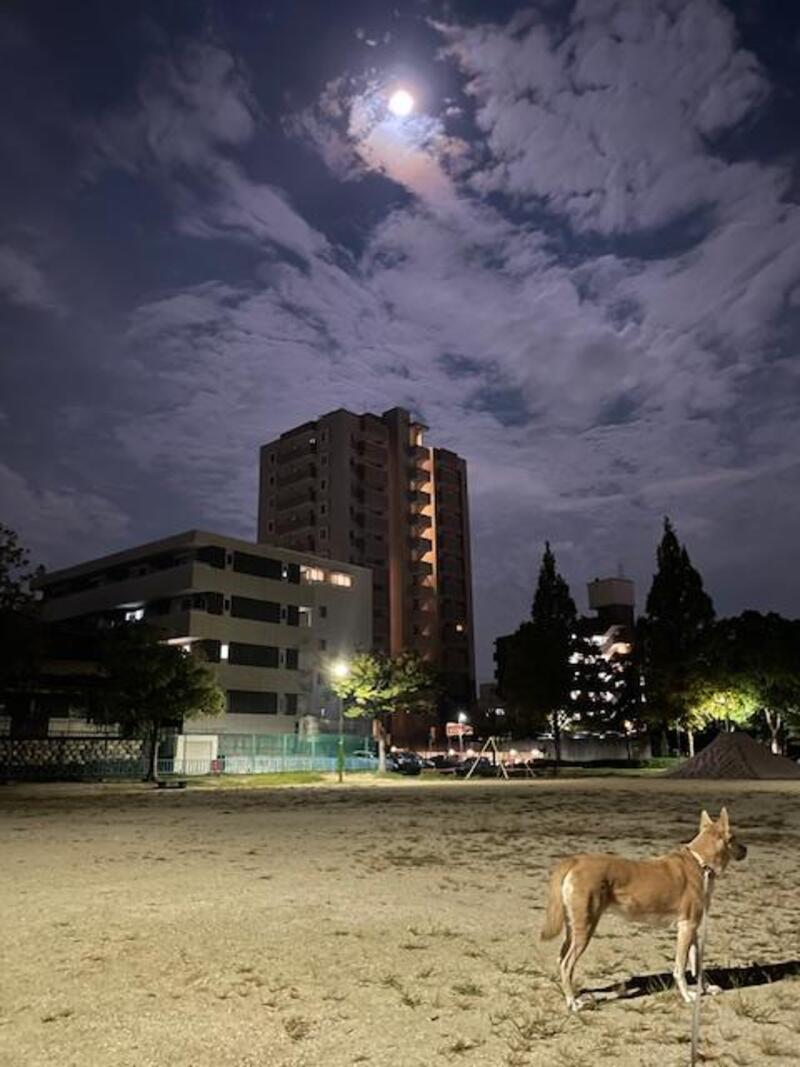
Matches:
[275,512,315,536]
[276,486,316,510]
[408,490,432,507]
[408,444,429,462]
[408,465,431,490]
[277,463,317,489]
[409,536,433,561]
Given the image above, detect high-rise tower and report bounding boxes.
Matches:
[257,407,475,712]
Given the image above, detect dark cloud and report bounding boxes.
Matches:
[1,0,799,679]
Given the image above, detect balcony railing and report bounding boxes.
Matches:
[277,463,317,489]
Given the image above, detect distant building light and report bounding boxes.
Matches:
[124,608,145,622]
[220,643,229,661]
[330,572,353,587]
[302,566,326,583]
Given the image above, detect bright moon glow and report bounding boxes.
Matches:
[388,89,414,117]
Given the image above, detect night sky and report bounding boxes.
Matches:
[1,0,799,680]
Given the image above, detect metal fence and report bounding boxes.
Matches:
[165,734,378,776]
[1,734,377,780]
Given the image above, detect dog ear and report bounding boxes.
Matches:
[700,810,713,830]
[719,807,729,832]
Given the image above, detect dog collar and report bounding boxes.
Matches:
[686,847,716,876]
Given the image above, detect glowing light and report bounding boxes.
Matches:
[330,660,350,680]
[388,89,414,117]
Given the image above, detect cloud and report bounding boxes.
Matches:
[6,6,799,677]
[0,244,63,313]
[85,42,325,262]
[439,0,769,234]
[0,461,130,567]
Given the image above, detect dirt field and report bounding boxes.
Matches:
[1,776,799,1067]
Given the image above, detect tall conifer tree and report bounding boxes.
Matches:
[498,543,577,769]
[640,518,715,747]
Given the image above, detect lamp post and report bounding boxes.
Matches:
[330,660,350,783]
[457,709,468,758]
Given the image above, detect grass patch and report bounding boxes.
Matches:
[193,772,326,789]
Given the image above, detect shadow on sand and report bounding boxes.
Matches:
[583,959,800,1003]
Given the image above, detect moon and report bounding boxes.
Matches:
[388,89,414,117]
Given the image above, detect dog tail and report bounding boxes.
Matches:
[540,859,573,941]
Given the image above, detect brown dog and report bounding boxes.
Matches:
[541,808,747,1010]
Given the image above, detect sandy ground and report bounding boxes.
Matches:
[1,776,799,1067]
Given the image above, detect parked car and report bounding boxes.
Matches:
[428,754,459,771]
[454,756,500,778]
[386,750,424,776]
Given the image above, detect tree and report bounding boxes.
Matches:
[0,524,45,703]
[703,613,800,753]
[497,544,577,771]
[640,518,715,753]
[0,523,43,613]
[92,624,226,780]
[330,651,437,772]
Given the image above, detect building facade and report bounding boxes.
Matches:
[35,530,372,737]
[257,407,475,712]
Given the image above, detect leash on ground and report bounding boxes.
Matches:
[690,867,713,1067]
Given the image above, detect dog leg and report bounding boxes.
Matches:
[689,936,721,996]
[674,920,697,1003]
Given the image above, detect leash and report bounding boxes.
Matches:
[690,867,714,1067]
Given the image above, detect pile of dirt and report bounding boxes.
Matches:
[667,731,800,779]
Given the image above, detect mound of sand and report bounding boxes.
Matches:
[668,731,800,779]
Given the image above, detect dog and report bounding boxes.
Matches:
[541,808,747,1011]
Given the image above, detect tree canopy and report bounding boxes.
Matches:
[640,517,715,731]
[91,624,226,778]
[687,612,800,751]
[0,524,45,693]
[497,543,577,765]
[330,650,437,722]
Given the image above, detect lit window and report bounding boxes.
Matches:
[455,623,465,633]
[330,572,353,588]
[124,608,145,622]
[220,643,229,661]
[301,565,325,583]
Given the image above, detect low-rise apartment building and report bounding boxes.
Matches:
[35,530,372,738]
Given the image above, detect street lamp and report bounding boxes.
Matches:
[330,659,350,783]
[457,709,468,758]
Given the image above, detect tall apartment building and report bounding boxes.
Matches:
[35,530,372,737]
[257,407,475,712]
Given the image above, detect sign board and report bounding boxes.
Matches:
[445,722,474,738]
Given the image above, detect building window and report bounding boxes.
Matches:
[320,479,327,491]
[124,608,145,622]
[268,475,275,486]
[301,565,325,583]
[269,453,276,465]
[298,606,312,627]
[320,503,327,516]
[319,527,328,540]
[285,693,298,715]
[285,648,299,670]
[319,605,328,619]
[286,605,300,626]
[227,690,277,714]
[319,638,327,651]
[330,572,352,588]
[230,596,281,623]
[280,562,301,584]
[220,643,229,661]
[228,643,280,668]
[232,551,283,580]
